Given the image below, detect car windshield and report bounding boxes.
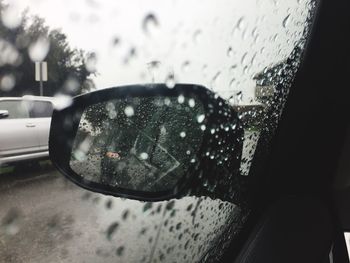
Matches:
[0,1,315,262]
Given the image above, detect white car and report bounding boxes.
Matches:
[0,96,56,165]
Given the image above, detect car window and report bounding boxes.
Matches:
[0,1,316,262]
[0,100,29,119]
[28,101,53,118]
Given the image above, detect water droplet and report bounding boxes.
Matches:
[166,200,175,210]
[122,210,129,221]
[140,152,149,160]
[116,246,125,256]
[211,71,221,88]
[165,72,176,88]
[229,78,236,88]
[28,36,50,62]
[197,114,205,123]
[123,47,137,64]
[147,60,161,69]
[0,74,15,91]
[236,17,245,30]
[251,27,258,38]
[176,222,182,230]
[112,37,120,46]
[142,13,159,35]
[105,199,113,209]
[193,29,202,44]
[85,53,98,73]
[63,77,80,93]
[124,106,134,117]
[164,98,171,105]
[282,14,290,28]
[227,47,233,57]
[177,95,185,104]
[186,204,193,211]
[53,94,73,110]
[106,222,119,241]
[180,131,186,138]
[1,4,22,29]
[147,60,161,82]
[181,61,190,72]
[1,208,21,236]
[188,99,195,107]
[143,202,153,212]
[241,52,248,65]
[273,34,278,42]
[235,91,243,103]
[230,65,237,74]
[108,110,117,119]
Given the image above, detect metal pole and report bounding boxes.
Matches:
[39,62,43,96]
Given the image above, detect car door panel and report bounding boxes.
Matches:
[0,100,40,159]
[0,118,39,157]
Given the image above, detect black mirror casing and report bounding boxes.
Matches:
[49,84,245,203]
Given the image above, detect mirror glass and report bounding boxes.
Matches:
[70,94,205,192]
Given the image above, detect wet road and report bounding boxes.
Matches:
[0,166,107,263]
[0,164,238,263]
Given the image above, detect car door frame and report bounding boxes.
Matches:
[221,0,350,262]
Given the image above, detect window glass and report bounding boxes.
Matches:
[28,101,53,118]
[0,0,316,262]
[0,100,29,119]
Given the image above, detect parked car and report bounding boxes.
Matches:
[0,96,55,165]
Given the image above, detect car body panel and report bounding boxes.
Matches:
[0,96,55,164]
[34,117,51,151]
[0,118,39,157]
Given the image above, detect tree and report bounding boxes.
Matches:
[0,1,94,97]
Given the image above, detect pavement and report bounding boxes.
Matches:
[0,163,239,263]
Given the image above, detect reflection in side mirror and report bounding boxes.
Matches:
[49,84,244,202]
[0,110,9,119]
[70,95,205,193]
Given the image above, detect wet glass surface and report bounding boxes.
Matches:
[71,95,205,192]
[0,0,315,262]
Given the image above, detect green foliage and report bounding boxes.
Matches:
[0,1,94,97]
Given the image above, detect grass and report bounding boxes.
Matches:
[0,166,14,175]
[0,159,53,175]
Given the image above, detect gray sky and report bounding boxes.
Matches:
[6,0,311,103]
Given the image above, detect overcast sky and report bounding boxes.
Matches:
[5,0,312,103]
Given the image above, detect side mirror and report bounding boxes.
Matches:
[49,84,244,202]
[0,110,9,119]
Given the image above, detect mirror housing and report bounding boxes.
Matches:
[49,84,245,203]
[0,110,9,119]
